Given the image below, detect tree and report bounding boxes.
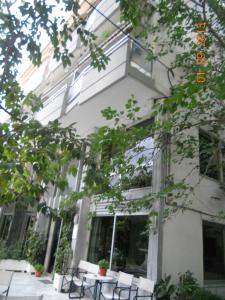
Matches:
[0,0,224,221]
[0,0,108,208]
[83,0,225,220]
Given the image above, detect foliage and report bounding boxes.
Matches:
[84,99,189,218]
[24,229,46,265]
[34,263,44,273]
[112,0,225,216]
[154,272,224,300]
[175,270,199,300]
[54,222,73,274]
[98,259,109,269]
[0,0,223,220]
[101,31,111,40]
[191,288,225,300]
[0,0,109,208]
[154,274,176,300]
[0,240,24,260]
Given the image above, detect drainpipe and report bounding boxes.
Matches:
[156,144,167,281]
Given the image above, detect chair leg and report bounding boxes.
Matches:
[69,284,85,299]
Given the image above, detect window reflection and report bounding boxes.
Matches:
[203,221,225,280]
[88,217,113,263]
[88,215,148,277]
[110,136,154,189]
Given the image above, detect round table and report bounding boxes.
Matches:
[83,273,113,300]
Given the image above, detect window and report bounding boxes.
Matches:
[0,215,13,241]
[199,132,220,180]
[203,221,225,280]
[88,217,113,263]
[88,215,148,277]
[105,120,154,190]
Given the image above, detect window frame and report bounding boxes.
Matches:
[88,213,149,277]
[100,118,154,191]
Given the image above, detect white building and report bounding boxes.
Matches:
[1,0,225,296]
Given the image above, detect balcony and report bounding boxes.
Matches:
[35,84,67,125]
[60,35,162,135]
[65,36,156,115]
[38,35,166,132]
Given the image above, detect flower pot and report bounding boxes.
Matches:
[35,271,42,277]
[99,268,107,276]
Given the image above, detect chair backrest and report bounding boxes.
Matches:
[107,270,118,278]
[137,277,154,294]
[118,272,133,286]
[0,296,43,300]
[87,263,99,274]
[0,271,13,286]
[78,260,90,272]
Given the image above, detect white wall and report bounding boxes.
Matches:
[162,210,204,285]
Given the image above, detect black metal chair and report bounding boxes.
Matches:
[68,261,99,299]
[133,277,154,300]
[99,271,134,300]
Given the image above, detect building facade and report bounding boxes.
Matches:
[1,0,225,296]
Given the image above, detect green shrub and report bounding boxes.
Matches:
[154,274,176,300]
[175,270,199,300]
[0,240,24,260]
[192,288,225,300]
[54,223,72,274]
[24,229,47,265]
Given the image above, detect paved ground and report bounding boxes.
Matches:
[9,272,73,300]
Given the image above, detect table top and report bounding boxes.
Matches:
[84,273,113,282]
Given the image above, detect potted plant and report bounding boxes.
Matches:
[154,274,175,300]
[98,259,109,276]
[53,223,73,292]
[34,263,44,277]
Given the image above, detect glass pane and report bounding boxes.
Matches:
[88,217,114,263]
[112,215,148,277]
[130,41,152,75]
[199,133,219,180]
[110,136,154,189]
[203,221,225,280]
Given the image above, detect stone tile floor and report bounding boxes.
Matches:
[8,272,73,300]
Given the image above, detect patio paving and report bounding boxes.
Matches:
[8,272,83,300]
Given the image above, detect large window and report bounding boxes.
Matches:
[88,215,148,277]
[203,221,225,281]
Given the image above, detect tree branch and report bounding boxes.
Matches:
[202,0,225,48]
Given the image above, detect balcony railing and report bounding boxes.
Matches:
[65,35,153,112]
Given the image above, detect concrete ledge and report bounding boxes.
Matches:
[0,259,35,273]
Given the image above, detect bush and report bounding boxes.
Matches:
[175,270,199,300]
[192,288,225,300]
[0,240,24,260]
[24,229,47,265]
[54,223,72,274]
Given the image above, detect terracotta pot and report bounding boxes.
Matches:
[99,268,107,276]
[35,271,42,277]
